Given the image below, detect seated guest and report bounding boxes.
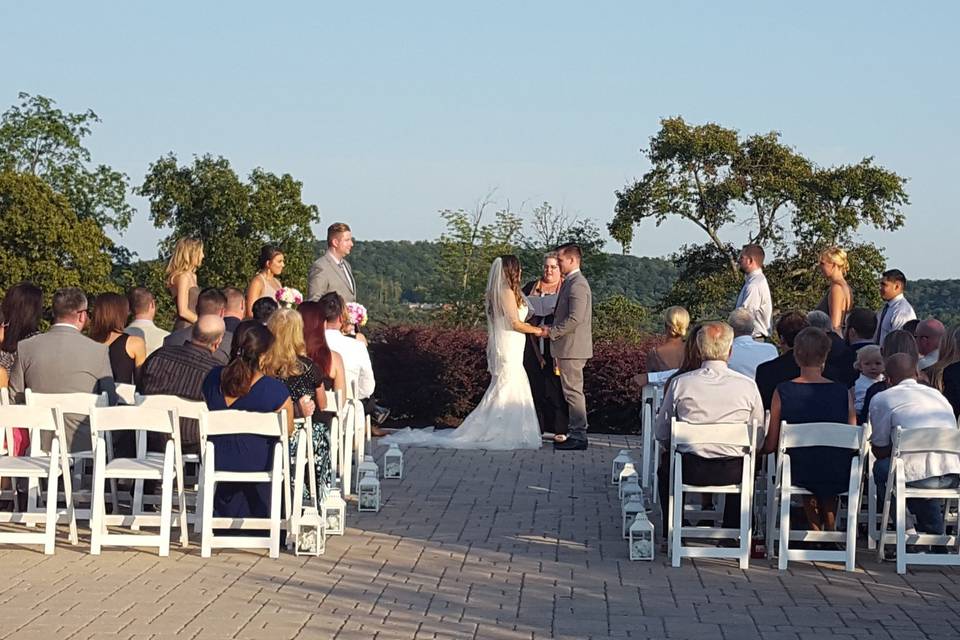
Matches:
[252,297,279,324]
[925,325,960,392]
[844,307,878,353]
[761,328,857,531]
[755,312,809,409]
[90,293,147,385]
[853,345,885,415]
[646,306,689,372]
[943,358,960,419]
[727,308,777,379]
[263,308,343,490]
[632,323,704,389]
[870,353,960,537]
[655,321,764,530]
[916,319,946,371]
[138,315,226,453]
[164,288,233,364]
[202,323,294,526]
[1,282,43,457]
[901,319,920,336]
[124,287,170,356]
[222,287,246,333]
[806,310,857,387]
[9,287,117,452]
[875,269,917,343]
[860,329,921,424]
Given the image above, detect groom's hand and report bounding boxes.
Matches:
[540,326,551,338]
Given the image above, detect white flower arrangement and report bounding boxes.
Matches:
[275,287,304,308]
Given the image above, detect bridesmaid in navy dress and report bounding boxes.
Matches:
[762,327,857,532]
[202,321,294,521]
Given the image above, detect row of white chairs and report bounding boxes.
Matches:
[663,418,960,574]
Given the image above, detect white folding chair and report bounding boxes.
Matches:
[639,387,656,498]
[198,410,289,558]
[326,390,343,488]
[0,404,78,553]
[769,422,864,572]
[24,390,111,519]
[0,388,15,506]
[877,426,960,574]
[667,419,756,569]
[89,405,186,555]
[288,416,321,549]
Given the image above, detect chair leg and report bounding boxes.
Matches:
[845,493,859,572]
[200,447,215,558]
[43,441,61,555]
[269,445,282,559]
[193,462,204,535]
[739,460,752,570]
[896,478,907,575]
[671,457,682,568]
[158,445,174,557]
[175,461,189,549]
[90,449,106,556]
[778,488,791,571]
[878,481,894,563]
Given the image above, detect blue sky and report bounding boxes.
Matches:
[2,2,957,277]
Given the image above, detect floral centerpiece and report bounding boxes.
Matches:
[275,287,303,309]
[346,301,368,327]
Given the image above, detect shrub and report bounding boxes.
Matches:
[369,324,661,434]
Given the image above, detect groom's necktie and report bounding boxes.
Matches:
[875,302,890,343]
[340,261,355,293]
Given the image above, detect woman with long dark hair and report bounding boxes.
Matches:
[245,245,285,318]
[1,282,43,456]
[89,293,146,384]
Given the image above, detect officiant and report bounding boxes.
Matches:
[522,252,570,442]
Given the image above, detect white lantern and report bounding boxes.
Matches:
[628,511,655,561]
[357,455,378,483]
[384,445,403,479]
[295,506,326,556]
[622,494,645,539]
[611,449,633,485]
[618,463,639,498]
[322,486,346,536]
[358,475,381,512]
[620,477,642,504]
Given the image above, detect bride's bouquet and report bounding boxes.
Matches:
[275,287,303,309]
[346,301,368,327]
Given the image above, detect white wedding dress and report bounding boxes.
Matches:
[381,259,542,451]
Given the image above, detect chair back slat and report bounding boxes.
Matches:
[136,395,207,420]
[0,405,62,431]
[25,390,108,414]
[779,422,863,451]
[671,420,753,448]
[894,426,960,456]
[200,409,285,438]
[89,406,178,434]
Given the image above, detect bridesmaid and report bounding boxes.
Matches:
[816,247,853,335]
[165,238,204,330]
[245,245,285,318]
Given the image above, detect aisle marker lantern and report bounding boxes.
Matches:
[358,474,381,512]
[622,494,645,539]
[629,511,655,561]
[295,506,326,556]
[611,450,633,485]
[384,444,403,479]
[323,486,346,536]
[618,462,639,499]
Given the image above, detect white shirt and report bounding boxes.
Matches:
[919,349,940,371]
[868,379,960,483]
[325,329,375,399]
[727,335,778,379]
[125,319,170,356]
[875,294,916,344]
[656,360,764,458]
[735,269,773,338]
[854,373,883,412]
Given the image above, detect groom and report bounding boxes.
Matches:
[549,243,593,450]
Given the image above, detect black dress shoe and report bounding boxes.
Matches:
[554,438,588,450]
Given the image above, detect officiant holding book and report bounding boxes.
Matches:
[522,251,569,442]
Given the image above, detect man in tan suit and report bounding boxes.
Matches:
[10,288,117,453]
[549,243,593,450]
[307,222,357,302]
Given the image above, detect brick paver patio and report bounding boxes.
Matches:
[2,434,959,639]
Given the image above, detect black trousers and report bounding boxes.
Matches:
[658,451,744,529]
[522,340,568,434]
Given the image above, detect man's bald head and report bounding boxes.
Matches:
[885,352,919,386]
[914,319,945,357]
[191,315,226,350]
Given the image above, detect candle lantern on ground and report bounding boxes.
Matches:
[295,506,326,556]
[618,463,639,499]
[357,455,378,481]
[611,450,633,485]
[384,444,403,479]
[622,494,646,539]
[322,486,346,535]
[620,477,642,504]
[628,511,655,561]
[358,474,381,512]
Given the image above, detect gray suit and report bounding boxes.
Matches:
[163,327,232,365]
[548,270,593,441]
[9,325,117,453]
[307,252,356,302]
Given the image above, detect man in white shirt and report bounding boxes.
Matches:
[869,353,960,535]
[734,244,773,339]
[727,309,777,379]
[915,319,945,371]
[124,287,170,356]
[874,269,917,344]
[655,321,765,528]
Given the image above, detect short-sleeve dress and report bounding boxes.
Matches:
[776,381,854,499]
[202,367,290,520]
[278,355,331,491]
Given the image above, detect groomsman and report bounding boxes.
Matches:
[874,269,916,344]
[735,244,772,339]
[307,222,357,302]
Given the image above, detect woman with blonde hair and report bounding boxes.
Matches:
[646,306,690,372]
[165,238,204,329]
[816,247,853,334]
[263,308,340,486]
[927,325,960,391]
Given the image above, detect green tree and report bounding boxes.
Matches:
[611,117,908,317]
[518,201,608,282]
[0,93,135,233]
[136,154,321,292]
[0,171,115,302]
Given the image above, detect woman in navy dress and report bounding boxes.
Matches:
[762,327,857,532]
[202,321,294,521]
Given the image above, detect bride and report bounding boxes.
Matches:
[382,255,544,450]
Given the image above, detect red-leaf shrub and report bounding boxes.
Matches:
[369,325,661,433]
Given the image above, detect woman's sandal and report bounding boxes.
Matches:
[553,434,568,443]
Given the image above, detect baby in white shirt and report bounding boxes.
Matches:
[854,345,885,413]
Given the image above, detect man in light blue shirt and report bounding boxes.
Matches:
[735,244,773,339]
